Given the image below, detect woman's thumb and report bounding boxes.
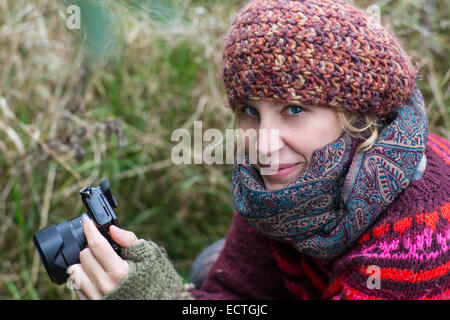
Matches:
[109,225,139,248]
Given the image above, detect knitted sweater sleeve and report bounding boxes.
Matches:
[188,212,292,300]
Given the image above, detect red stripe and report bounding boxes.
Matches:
[429,133,450,155]
[415,210,439,230]
[358,232,370,245]
[431,133,450,149]
[300,258,327,292]
[428,142,450,165]
[372,222,390,238]
[270,244,303,278]
[361,260,450,283]
[388,203,449,235]
[441,202,450,222]
[393,217,413,235]
[322,271,350,299]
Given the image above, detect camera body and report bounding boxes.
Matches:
[33,179,121,285]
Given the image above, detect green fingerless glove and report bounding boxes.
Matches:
[102,239,194,300]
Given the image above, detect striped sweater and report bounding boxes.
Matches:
[189,133,450,300]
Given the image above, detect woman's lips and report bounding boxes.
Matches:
[258,163,301,178]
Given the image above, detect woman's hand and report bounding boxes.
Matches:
[67,218,139,300]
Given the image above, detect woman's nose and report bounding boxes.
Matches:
[256,120,284,160]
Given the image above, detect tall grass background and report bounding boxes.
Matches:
[0,0,448,299]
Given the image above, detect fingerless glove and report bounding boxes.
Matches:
[103,239,194,300]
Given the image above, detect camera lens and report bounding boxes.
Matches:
[33,214,88,285]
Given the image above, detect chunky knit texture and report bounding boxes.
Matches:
[220,0,417,114]
[103,240,192,300]
[189,133,450,299]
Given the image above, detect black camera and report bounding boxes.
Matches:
[33,179,121,285]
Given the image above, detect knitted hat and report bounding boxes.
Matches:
[219,0,417,115]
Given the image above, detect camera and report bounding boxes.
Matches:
[33,179,121,285]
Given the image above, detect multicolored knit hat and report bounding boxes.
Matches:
[219,0,417,115]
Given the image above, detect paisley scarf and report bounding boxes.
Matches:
[232,85,429,259]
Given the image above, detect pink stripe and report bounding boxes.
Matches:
[350,227,450,262]
[428,140,450,162]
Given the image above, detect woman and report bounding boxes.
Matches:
[67,0,450,299]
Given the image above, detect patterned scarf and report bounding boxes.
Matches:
[232,85,429,259]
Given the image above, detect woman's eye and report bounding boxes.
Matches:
[285,105,304,115]
[243,106,259,116]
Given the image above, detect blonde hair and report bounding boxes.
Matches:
[336,110,379,152]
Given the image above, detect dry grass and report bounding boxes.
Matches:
[0,0,448,299]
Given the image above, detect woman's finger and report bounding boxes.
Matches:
[109,225,139,248]
[67,264,103,300]
[74,288,88,300]
[79,248,117,295]
[83,218,124,273]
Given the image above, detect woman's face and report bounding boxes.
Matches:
[237,100,344,190]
